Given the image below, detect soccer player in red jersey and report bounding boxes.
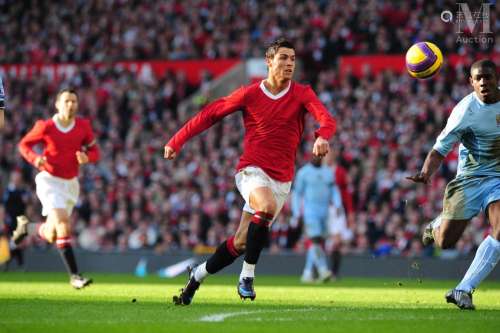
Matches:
[14,88,100,289]
[167,38,336,305]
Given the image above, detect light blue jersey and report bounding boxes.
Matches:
[433,91,500,177]
[292,163,342,237]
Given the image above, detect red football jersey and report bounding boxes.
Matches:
[19,116,100,179]
[167,81,336,182]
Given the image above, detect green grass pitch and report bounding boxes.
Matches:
[0,272,499,333]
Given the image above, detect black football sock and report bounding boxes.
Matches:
[206,236,242,274]
[331,249,342,276]
[57,237,78,275]
[244,211,273,265]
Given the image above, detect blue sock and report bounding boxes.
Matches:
[311,244,329,275]
[456,235,500,293]
[303,247,315,276]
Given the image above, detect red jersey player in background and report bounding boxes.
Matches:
[13,88,100,289]
[166,38,336,305]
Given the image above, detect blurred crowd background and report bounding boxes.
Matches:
[0,0,497,258]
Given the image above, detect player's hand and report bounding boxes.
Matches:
[406,172,430,184]
[34,156,47,169]
[76,151,89,164]
[312,137,329,157]
[164,146,177,160]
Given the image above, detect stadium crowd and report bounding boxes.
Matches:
[1,0,497,64]
[0,0,497,259]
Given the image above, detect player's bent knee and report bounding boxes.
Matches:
[255,202,277,216]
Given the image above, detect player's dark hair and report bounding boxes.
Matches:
[470,59,497,77]
[56,88,79,101]
[265,38,295,59]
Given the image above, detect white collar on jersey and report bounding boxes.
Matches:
[52,115,75,133]
[259,80,291,100]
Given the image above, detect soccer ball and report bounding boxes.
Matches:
[405,42,443,79]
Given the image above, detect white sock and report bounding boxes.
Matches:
[456,235,500,293]
[194,262,209,282]
[239,261,255,280]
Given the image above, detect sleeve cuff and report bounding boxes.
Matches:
[314,129,331,140]
[432,144,448,157]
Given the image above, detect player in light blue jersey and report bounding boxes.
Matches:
[0,75,5,128]
[408,59,500,310]
[292,155,342,282]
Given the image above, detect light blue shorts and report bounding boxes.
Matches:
[304,215,328,239]
[442,175,500,220]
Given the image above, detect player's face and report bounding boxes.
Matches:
[311,155,322,167]
[56,92,78,120]
[267,47,295,82]
[470,67,499,104]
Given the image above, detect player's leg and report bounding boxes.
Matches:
[310,236,331,282]
[432,177,475,249]
[197,211,251,279]
[234,167,290,299]
[301,216,321,282]
[173,212,251,305]
[7,221,25,269]
[301,240,316,283]
[237,186,276,299]
[445,177,500,310]
[51,208,92,289]
[11,215,57,244]
[39,218,57,243]
[449,200,500,309]
[328,207,349,279]
[25,173,60,244]
[330,233,342,279]
[307,215,331,282]
[433,218,469,249]
[245,186,276,263]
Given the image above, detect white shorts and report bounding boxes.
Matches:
[328,206,353,241]
[35,171,79,217]
[235,166,292,221]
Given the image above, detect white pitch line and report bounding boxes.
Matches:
[198,308,314,322]
[199,310,260,322]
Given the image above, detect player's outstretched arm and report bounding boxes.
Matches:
[0,108,4,129]
[165,87,245,158]
[407,149,445,184]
